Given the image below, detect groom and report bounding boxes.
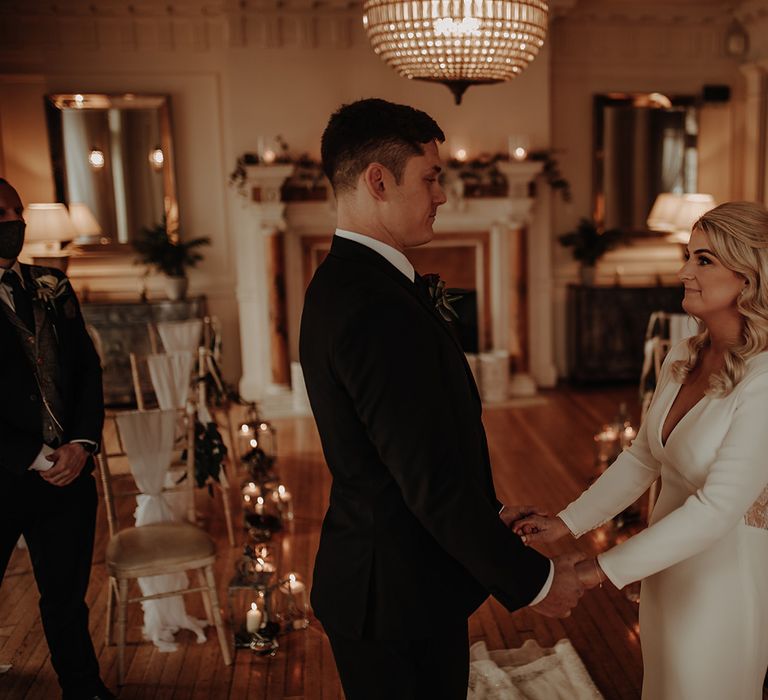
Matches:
[0,179,111,699]
[300,99,584,699]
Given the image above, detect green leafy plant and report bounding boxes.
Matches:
[558,218,630,266]
[528,150,572,203]
[181,420,228,489]
[133,220,210,277]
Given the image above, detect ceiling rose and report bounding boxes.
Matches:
[362,0,549,104]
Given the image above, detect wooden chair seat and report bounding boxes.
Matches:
[105,522,215,578]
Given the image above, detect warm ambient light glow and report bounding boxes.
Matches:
[68,202,103,244]
[88,148,105,169]
[362,0,549,104]
[149,147,164,170]
[648,192,716,244]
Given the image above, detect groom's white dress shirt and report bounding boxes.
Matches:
[334,229,554,606]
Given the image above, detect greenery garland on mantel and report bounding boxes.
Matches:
[229,142,571,203]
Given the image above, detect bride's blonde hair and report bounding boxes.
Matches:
[671,201,768,396]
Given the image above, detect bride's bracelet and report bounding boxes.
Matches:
[593,559,604,588]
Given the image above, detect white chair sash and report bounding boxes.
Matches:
[115,408,207,652]
[157,319,203,354]
[147,351,195,410]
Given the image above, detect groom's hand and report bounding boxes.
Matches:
[530,552,585,618]
[39,443,88,487]
[499,504,548,529]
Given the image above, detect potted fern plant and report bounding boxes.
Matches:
[133,220,210,300]
[558,218,630,285]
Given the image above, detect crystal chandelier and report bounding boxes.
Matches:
[362,0,549,104]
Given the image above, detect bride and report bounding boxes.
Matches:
[516,201,768,699]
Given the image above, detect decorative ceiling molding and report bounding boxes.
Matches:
[552,0,734,26]
[0,2,366,51]
[5,0,727,53]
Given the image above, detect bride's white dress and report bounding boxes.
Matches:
[560,341,768,700]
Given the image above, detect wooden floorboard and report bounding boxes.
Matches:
[0,383,658,699]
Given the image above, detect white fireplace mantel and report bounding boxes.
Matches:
[235,161,557,410]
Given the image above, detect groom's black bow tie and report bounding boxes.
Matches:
[3,270,35,333]
[414,273,432,303]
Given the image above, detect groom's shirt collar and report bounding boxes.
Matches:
[334,228,415,283]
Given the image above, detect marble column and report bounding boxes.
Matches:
[235,164,294,402]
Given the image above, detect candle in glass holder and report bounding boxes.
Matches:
[254,496,265,515]
[282,574,307,600]
[277,484,294,520]
[621,425,637,448]
[246,602,262,633]
[594,426,620,465]
[280,573,308,629]
[508,135,529,161]
[242,481,259,498]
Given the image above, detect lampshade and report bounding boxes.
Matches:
[647,192,684,232]
[362,0,549,104]
[68,202,102,244]
[23,203,76,243]
[667,193,716,245]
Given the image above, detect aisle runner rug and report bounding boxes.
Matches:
[468,639,604,700]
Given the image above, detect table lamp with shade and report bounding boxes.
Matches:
[68,202,103,245]
[667,194,717,245]
[647,193,685,232]
[22,203,76,272]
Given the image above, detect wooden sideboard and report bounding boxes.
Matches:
[567,285,684,383]
[81,297,206,405]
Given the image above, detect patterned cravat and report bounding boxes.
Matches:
[3,269,35,333]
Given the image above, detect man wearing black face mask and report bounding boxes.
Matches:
[0,179,112,700]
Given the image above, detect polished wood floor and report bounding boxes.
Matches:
[1,383,652,699]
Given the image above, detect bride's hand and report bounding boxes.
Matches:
[499,504,549,529]
[574,558,606,590]
[512,515,570,545]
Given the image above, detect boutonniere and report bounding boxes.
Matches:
[422,273,462,322]
[32,274,71,313]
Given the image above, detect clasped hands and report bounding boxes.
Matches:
[501,505,606,619]
[39,442,89,487]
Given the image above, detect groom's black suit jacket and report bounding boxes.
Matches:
[300,236,550,640]
[0,264,103,475]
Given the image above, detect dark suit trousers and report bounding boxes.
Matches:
[327,619,470,700]
[0,466,101,696]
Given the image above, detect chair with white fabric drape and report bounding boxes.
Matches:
[154,318,203,354]
[99,408,231,684]
[129,345,237,546]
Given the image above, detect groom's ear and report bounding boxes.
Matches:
[361,163,388,202]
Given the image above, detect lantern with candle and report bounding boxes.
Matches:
[243,493,282,541]
[277,573,309,630]
[238,403,277,465]
[237,543,278,587]
[228,584,280,654]
[271,484,294,522]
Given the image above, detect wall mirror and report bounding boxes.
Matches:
[593,92,698,234]
[45,93,178,248]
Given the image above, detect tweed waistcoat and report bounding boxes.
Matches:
[1,299,65,446]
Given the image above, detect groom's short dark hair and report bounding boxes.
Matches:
[321,98,445,195]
